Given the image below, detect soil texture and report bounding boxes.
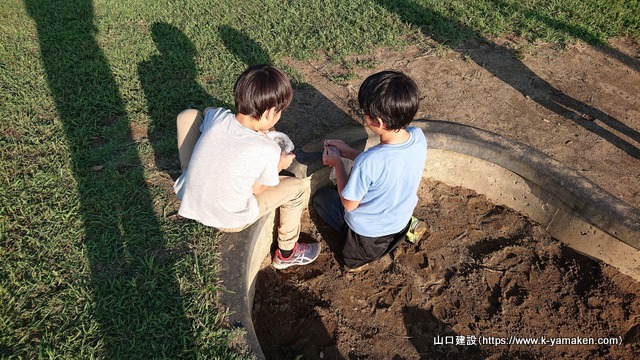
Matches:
[253,180,640,359]
[278,38,640,208]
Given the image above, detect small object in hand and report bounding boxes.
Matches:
[266,131,295,153]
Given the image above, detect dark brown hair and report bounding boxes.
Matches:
[358,71,419,131]
[234,64,293,119]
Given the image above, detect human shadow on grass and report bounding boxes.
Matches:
[217,25,366,251]
[217,26,364,358]
[218,25,367,169]
[25,1,193,357]
[376,0,640,159]
[138,22,230,176]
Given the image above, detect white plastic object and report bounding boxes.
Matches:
[266,131,295,153]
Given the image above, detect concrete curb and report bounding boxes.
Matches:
[217,120,640,359]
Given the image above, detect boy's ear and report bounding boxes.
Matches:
[259,108,269,121]
[374,117,386,130]
[262,107,277,121]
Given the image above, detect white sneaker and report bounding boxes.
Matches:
[272,242,321,269]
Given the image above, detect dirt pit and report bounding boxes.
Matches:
[252,180,640,359]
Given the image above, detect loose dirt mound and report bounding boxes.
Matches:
[253,180,640,359]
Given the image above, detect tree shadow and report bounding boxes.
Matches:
[25,1,193,357]
[376,0,640,158]
[138,22,230,175]
[402,306,483,359]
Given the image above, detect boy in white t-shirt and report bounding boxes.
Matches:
[174,64,320,269]
[314,71,428,270]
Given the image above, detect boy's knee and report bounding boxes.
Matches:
[281,176,310,195]
[177,108,200,125]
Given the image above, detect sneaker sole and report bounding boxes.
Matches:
[411,222,428,244]
[346,263,370,273]
[272,249,320,270]
[272,258,318,270]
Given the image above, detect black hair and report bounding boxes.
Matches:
[358,71,419,130]
[234,64,293,119]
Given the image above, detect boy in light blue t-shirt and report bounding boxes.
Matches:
[313,71,428,269]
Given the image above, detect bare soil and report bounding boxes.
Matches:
[253,180,640,359]
[251,39,640,359]
[278,37,640,207]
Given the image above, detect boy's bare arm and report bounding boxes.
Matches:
[324,140,360,160]
[253,152,295,195]
[278,152,295,171]
[332,162,360,211]
[252,182,269,195]
[323,145,360,211]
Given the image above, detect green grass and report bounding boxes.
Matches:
[1,0,638,358]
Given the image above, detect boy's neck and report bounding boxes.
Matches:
[235,113,262,132]
[379,128,410,145]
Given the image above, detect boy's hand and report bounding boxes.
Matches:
[322,144,341,167]
[278,151,295,171]
[324,139,360,160]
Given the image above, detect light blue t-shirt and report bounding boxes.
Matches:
[342,126,427,237]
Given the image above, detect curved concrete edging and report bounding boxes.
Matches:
[217,120,640,359]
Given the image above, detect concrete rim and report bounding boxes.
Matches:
[217,120,640,359]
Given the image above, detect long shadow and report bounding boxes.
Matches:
[217,26,363,358]
[218,24,367,246]
[25,1,193,357]
[489,0,640,140]
[218,25,365,151]
[376,0,640,158]
[488,0,640,73]
[138,23,229,174]
[402,306,483,359]
[253,269,344,359]
[536,16,639,73]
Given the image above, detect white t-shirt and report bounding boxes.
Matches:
[174,108,281,228]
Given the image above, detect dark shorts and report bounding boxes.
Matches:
[341,219,411,269]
